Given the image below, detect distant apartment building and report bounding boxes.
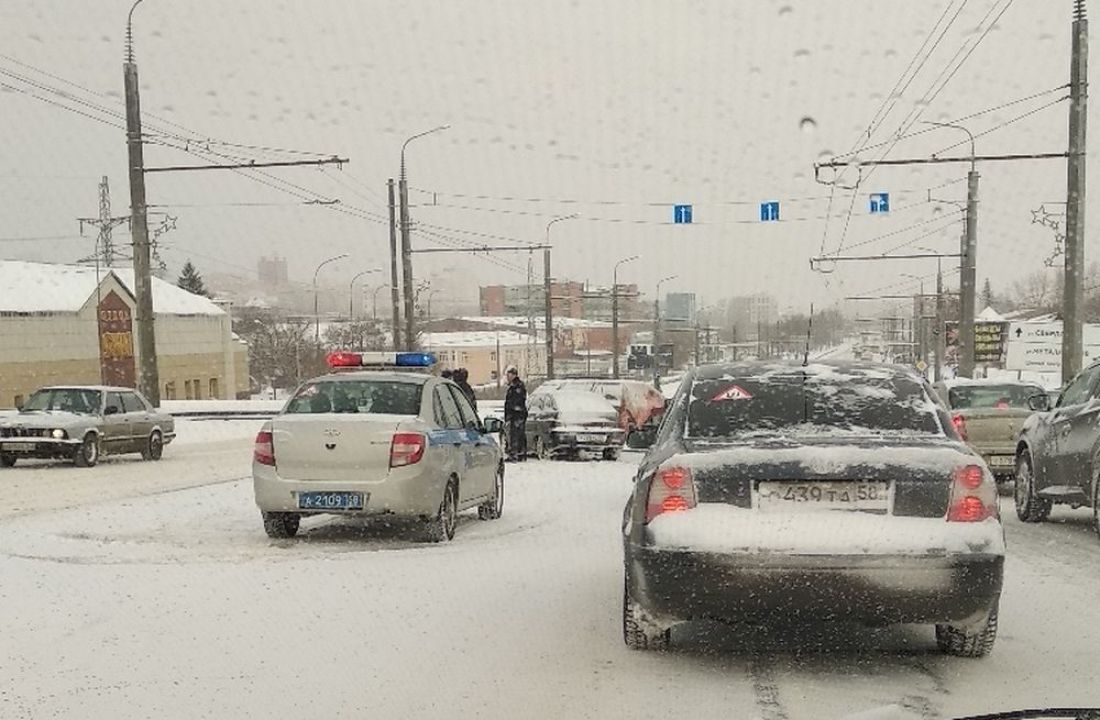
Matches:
[479,281,585,318]
[663,292,697,323]
[580,284,641,322]
[257,256,289,288]
[727,294,778,339]
[422,330,545,386]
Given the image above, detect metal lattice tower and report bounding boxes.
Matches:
[78,176,130,267]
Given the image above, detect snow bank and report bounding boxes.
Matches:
[171,418,264,446]
[648,505,1005,556]
[160,399,284,415]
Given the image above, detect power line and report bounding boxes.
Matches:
[930,94,1068,155]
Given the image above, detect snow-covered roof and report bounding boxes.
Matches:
[459,315,613,330]
[423,330,533,348]
[977,306,1005,321]
[0,260,225,316]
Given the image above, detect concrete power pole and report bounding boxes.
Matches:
[1064,0,1089,384]
[544,249,553,379]
[398,174,415,351]
[935,259,945,382]
[959,167,979,378]
[124,2,160,406]
[387,178,401,352]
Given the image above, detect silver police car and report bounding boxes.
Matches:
[252,352,505,541]
[0,385,175,468]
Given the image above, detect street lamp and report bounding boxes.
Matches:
[926,119,978,378]
[313,253,349,342]
[399,125,450,350]
[371,283,390,321]
[544,214,578,379]
[348,269,380,320]
[653,275,678,385]
[612,254,640,379]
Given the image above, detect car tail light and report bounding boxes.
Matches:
[951,413,968,441]
[254,430,276,467]
[390,432,426,468]
[947,463,998,522]
[645,465,697,523]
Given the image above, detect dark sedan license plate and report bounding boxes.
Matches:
[3,442,35,452]
[757,481,889,512]
[297,492,364,511]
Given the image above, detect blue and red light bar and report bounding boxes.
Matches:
[326,351,437,369]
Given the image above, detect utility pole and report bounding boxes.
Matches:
[399,171,415,351]
[959,166,979,377]
[544,248,553,378]
[935,258,945,382]
[1064,0,1089,384]
[652,296,660,385]
[387,178,401,352]
[611,254,638,379]
[124,1,159,406]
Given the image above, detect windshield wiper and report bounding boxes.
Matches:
[950,709,1100,720]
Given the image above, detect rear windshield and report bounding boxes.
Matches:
[947,384,1043,410]
[284,380,422,415]
[687,372,940,438]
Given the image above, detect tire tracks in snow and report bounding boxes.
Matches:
[749,657,789,720]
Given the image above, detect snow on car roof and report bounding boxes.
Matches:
[547,390,617,413]
[939,377,1044,389]
[695,360,911,383]
[0,260,225,316]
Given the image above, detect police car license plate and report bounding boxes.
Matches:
[757,481,889,512]
[4,442,34,452]
[298,492,364,510]
[577,433,604,443]
[987,455,1015,468]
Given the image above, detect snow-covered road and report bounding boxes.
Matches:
[2,431,1099,719]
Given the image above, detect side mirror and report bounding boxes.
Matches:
[14,402,23,412]
[627,427,657,450]
[104,405,120,416]
[482,417,504,434]
[1027,393,1051,412]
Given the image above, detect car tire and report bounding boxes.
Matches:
[534,435,549,460]
[622,577,671,651]
[73,434,99,468]
[141,431,164,461]
[424,478,458,542]
[478,465,505,521]
[262,511,300,539]
[1015,452,1051,523]
[602,448,621,461]
[935,605,998,658]
[0,453,15,468]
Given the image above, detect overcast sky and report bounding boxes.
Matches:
[0,1,1091,316]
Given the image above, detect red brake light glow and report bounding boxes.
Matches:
[645,465,696,523]
[390,432,426,468]
[326,352,362,368]
[947,463,997,522]
[253,430,275,467]
[951,413,968,441]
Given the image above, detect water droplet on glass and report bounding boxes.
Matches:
[800,117,817,133]
[778,5,793,16]
[794,49,811,60]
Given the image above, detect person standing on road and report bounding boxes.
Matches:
[453,368,478,413]
[503,365,528,461]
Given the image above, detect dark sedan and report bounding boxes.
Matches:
[622,360,1005,656]
[1015,360,1100,535]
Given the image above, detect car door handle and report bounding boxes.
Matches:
[453,442,462,448]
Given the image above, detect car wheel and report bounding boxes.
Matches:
[622,576,671,651]
[424,478,458,542]
[478,465,505,521]
[935,605,998,658]
[533,435,549,460]
[1092,476,1100,541]
[602,447,621,461]
[73,434,99,468]
[141,431,164,461]
[262,511,300,539]
[0,453,15,468]
[1014,452,1051,522]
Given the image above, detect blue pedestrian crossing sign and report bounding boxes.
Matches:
[673,204,693,224]
[869,192,890,214]
[760,201,780,222]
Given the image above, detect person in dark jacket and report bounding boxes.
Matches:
[503,365,527,461]
[453,368,477,412]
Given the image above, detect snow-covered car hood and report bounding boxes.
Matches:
[1,410,95,429]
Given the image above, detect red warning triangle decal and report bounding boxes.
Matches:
[711,385,753,401]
